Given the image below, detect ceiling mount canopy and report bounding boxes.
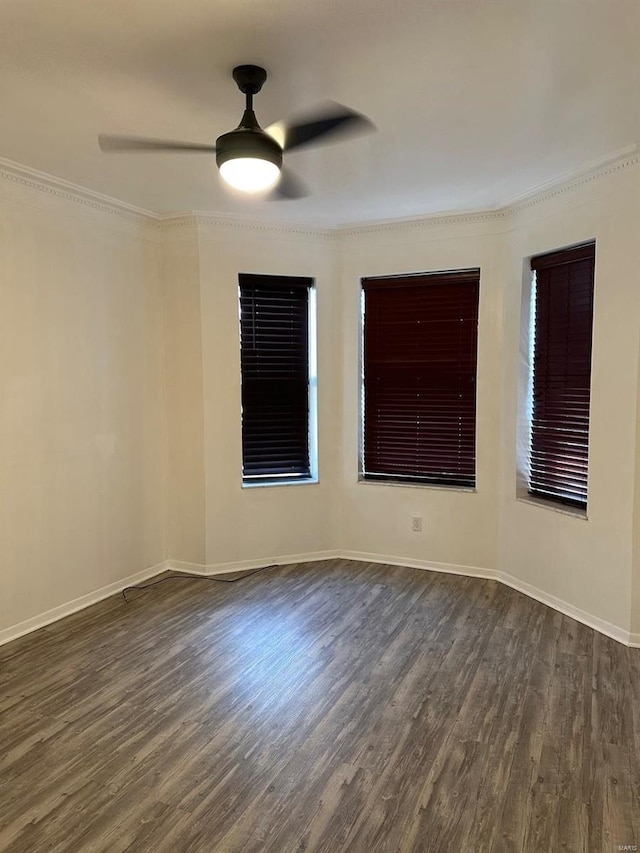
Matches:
[98,63,374,200]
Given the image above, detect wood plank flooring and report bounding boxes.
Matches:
[1,559,638,852]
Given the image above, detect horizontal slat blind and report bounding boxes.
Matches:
[362,270,479,487]
[529,243,595,507]
[239,274,311,481]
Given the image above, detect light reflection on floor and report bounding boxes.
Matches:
[208,600,327,723]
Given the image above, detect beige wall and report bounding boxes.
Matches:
[630,178,640,640]
[630,355,640,637]
[0,177,167,634]
[336,218,505,574]
[1,154,638,644]
[332,162,639,641]
[161,223,206,565]
[499,163,640,639]
[195,221,338,567]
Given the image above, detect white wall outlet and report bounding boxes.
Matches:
[411,515,423,532]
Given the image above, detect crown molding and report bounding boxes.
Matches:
[504,143,639,217]
[188,211,335,238]
[0,157,159,225]
[333,144,639,237]
[1,143,637,237]
[335,208,508,237]
[157,213,200,231]
[155,208,510,238]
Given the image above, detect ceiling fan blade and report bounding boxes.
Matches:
[266,103,375,152]
[267,167,309,201]
[98,134,216,153]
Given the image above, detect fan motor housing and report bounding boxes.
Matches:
[215,127,283,170]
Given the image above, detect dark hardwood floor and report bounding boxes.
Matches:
[1,559,638,852]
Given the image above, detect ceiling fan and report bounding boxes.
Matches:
[98,65,374,199]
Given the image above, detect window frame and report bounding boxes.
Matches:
[522,241,596,514]
[238,274,318,489]
[358,268,480,490]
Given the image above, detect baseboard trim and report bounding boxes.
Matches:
[2,550,635,649]
[0,560,171,647]
[628,632,640,649]
[498,571,637,648]
[339,550,498,581]
[168,550,342,577]
[339,550,634,647]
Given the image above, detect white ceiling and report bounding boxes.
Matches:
[1,0,638,225]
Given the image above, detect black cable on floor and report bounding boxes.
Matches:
[121,564,278,603]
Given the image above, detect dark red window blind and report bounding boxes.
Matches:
[529,242,595,508]
[239,274,312,482]
[362,270,480,487]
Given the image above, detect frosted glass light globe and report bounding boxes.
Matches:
[219,157,280,193]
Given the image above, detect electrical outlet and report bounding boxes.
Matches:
[411,515,422,532]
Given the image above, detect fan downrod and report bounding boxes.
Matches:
[232,65,267,95]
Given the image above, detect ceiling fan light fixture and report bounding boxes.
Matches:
[219,157,280,193]
[216,124,283,194]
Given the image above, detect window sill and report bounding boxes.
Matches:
[357,477,476,494]
[242,476,318,489]
[516,494,588,520]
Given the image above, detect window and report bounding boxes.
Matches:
[361,269,480,487]
[239,274,316,485]
[528,242,595,509]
